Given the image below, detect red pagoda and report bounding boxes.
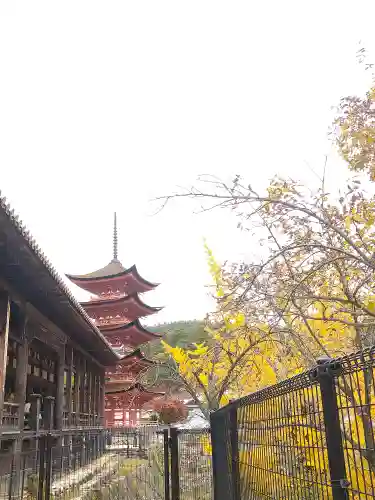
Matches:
[66,213,163,427]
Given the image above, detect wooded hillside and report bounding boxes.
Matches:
[142,320,207,391]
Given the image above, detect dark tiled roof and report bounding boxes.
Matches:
[0,193,119,366]
[119,348,156,365]
[107,383,164,396]
[66,261,158,288]
[81,293,162,315]
[100,318,162,338]
[68,259,126,279]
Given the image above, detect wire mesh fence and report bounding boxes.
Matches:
[210,350,375,499]
[336,349,375,498]
[50,427,166,500]
[0,425,214,500]
[237,376,331,499]
[0,426,166,500]
[0,438,40,500]
[177,429,212,500]
[9,347,375,500]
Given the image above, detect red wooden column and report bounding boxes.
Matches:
[0,292,11,420]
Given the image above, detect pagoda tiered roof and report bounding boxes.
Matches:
[105,380,134,391]
[106,347,155,372]
[105,383,165,407]
[105,349,155,392]
[80,293,161,321]
[66,212,164,416]
[66,260,158,296]
[119,348,156,366]
[100,319,161,348]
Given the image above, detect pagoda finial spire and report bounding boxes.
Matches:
[113,212,118,261]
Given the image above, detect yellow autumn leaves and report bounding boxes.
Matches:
[335,82,375,181]
[162,242,375,497]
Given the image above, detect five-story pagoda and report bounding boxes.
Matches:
[66,213,163,427]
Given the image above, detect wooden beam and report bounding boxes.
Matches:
[0,277,26,312]
[81,358,87,416]
[55,349,65,430]
[99,371,105,425]
[25,303,66,345]
[88,364,93,420]
[73,351,79,425]
[0,277,110,369]
[0,292,11,418]
[66,347,72,428]
[93,372,98,418]
[15,313,28,430]
[26,301,106,368]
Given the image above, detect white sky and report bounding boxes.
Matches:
[1,1,375,324]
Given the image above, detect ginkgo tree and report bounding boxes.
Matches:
[161,176,375,495]
[159,135,375,498]
[156,62,375,494]
[162,243,301,419]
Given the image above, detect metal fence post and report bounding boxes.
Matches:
[44,433,53,500]
[163,429,171,500]
[170,427,180,500]
[211,406,239,500]
[313,356,348,500]
[37,435,46,500]
[229,405,240,500]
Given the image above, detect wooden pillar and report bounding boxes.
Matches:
[92,372,96,422]
[81,358,87,423]
[44,395,55,430]
[55,349,65,430]
[29,393,42,432]
[78,357,83,425]
[78,356,84,425]
[95,371,100,423]
[11,438,23,497]
[99,370,105,427]
[0,292,11,420]
[11,313,29,498]
[73,351,79,426]
[15,314,29,430]
[66,348,72,428]
[88,366,92,425]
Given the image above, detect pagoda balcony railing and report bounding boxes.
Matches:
[105,373,134,381]
[63,412,103,429]
[106,339,132,347]
[96,317,131,326]
[90,291,126,301]
[1,402,19,431]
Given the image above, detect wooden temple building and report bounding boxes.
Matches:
[66,213,163,427]
[0,195,122,457]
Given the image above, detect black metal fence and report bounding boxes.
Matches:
[172,428,212,500]
[210,350,375,499]
[0,426,166,500]
[0,425,213,500]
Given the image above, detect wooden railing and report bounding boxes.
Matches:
[1,394,51,432]
[62,412,102,429]
[1,403,103,432]
[1,402,19,430]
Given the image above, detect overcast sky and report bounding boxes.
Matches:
[1,1,375,324]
